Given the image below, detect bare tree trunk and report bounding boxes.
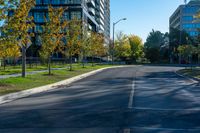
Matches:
[69,54,73,71]
[29,57,32,69]
[92,56,94,67]
[3,57,6,70]
[22,46,26,78]
[179,54,181,64]
[82,52,85,68]
[13,57,17,68]
[48,55,51,75]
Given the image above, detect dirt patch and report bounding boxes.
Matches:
[0,83,13,89]
[42,74,56,76]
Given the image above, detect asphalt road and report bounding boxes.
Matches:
[0,65,199,133]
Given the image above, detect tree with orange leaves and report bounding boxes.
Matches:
[63,17,82,71]
[0,39,21,70]
[8,0,35,77]
[88,32,106,66]
[39,6,67,75]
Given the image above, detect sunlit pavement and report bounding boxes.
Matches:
[0,66,199,133]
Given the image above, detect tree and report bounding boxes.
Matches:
[169,28,194,63]
[0,0,19,68]
[80,27,91,68]
[88,32,105,66]
[160,32,170,62]
[114,32,131,61]
[145,30,163,48]
[8,0,35,77]
[128,35,144,62]
[0,38,20,69]
[10,44,21,65]
[178,45,196,64]
[0,0,18,23]
[144,30,164,63]
[63,17,82,71]
[39,6,66,75]
[196,45,200,64]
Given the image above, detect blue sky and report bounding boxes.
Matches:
[110,0,184,42]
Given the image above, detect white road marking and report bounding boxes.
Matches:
[123,128,131,133]
[128,74,136,109]
[125,72,137,133]
[130,126,200,131]
[133,107,200,111]
[124,67,199,133]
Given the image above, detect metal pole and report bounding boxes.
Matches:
[112,23,115,65]
[111,18,126,65]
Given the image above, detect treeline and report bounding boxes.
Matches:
[144,30,169,63]
[0,0,107,77]
[113,32,144,63]
[143,29,200,64]
[143,10,200,64]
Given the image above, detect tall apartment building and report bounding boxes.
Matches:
[95,0,110,43]
[30,0,110,45]
[169,0,200,37]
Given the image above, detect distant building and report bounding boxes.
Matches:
[169,0,200,37]
[31,0,110,46]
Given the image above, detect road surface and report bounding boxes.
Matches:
[0,65,199,133]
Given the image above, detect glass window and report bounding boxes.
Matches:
[43,0,50,4]
[34,12,45,22]
[63,12,69,20]
[35,25,43,33]
[71,11,81,19]
[51,0,60,4]
[36,0,42,4]
[183,6,199,14]
[182,16,193,21]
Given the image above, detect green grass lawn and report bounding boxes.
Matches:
[0,65,47,75]
[177,69,200,79]
[0,64,113,95]
[0,63,86,75]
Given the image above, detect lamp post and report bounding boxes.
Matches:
[112,18,127,65]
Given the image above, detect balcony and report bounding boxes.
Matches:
[88,7,95,16]
[87,0,95,8]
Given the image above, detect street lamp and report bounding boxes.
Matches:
[112,18,127,65]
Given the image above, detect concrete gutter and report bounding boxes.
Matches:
[0,66,127,105]
[175,71,200,83]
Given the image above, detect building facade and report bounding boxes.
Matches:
[169,0,200,37]
[30,0,110,45]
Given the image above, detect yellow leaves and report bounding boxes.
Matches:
[129,35,143,46]
[40,6,66,59]
[8,0,35,48]
[114,33,144,60]
[64,18,82,56]
[0,0,34,63]
[178,45,196,57]
[87,32,106,57]
[0,42,21,59]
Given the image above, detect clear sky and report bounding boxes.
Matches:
[110,0,185,42]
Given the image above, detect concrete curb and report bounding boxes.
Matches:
[0,66,127,105]
[174,71,200,83]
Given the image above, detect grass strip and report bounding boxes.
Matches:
[0,65,113,95]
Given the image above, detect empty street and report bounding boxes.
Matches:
[0,66,199,133]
